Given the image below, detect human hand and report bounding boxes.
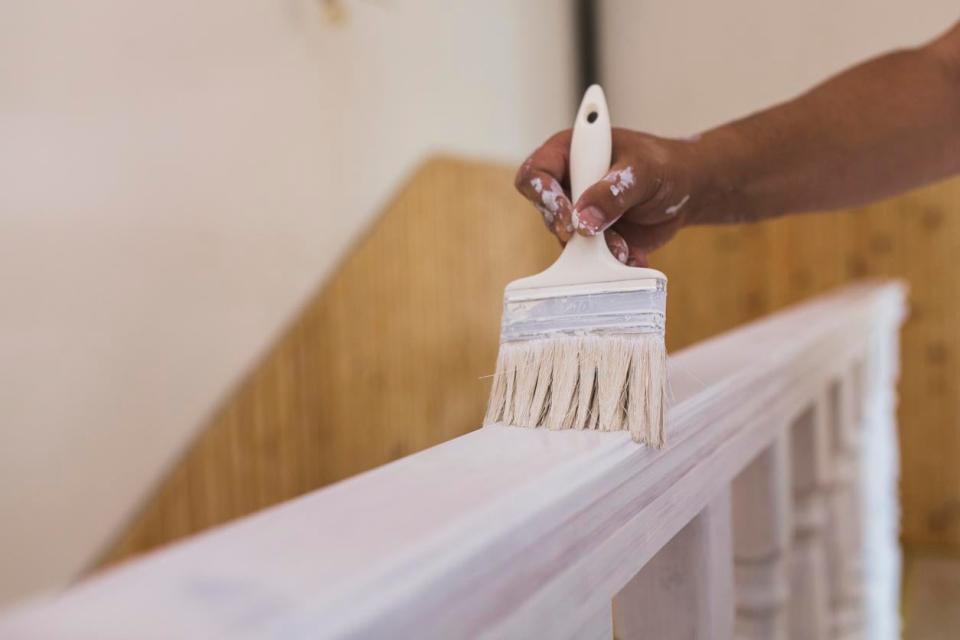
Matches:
[515,128,711,266]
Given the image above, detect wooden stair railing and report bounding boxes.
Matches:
[0,283,905,639]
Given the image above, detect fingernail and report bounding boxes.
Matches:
[554,206,574,242]
[574,206,607,236]
[605,230,629,264]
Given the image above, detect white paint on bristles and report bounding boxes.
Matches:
[485,333,667,446]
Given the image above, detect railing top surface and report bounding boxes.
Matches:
[0,282,906,639]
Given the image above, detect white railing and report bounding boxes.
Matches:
[0,283,906,640]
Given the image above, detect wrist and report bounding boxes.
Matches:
[681,126,758,226]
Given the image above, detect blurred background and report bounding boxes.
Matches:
[1,0,959,634]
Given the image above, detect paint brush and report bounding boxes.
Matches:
[484,85,668,445]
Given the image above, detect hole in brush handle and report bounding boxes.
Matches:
[570,87,611,205]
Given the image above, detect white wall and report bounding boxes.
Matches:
[599,1,959,137]
[0,0,576,605]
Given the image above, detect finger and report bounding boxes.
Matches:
[612,216,684,257]
[516,174,574,242]
[515,130,575,241]
[605,229,629,264]
[626,249,649,268]
[571,159,660,237]
[515,129,572,188]
[621,191,692,227]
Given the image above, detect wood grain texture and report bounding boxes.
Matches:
[98,160,960,567]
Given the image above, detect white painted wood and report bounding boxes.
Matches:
[826,372,866,639]
[613,490,733,639]
[576,604,613,640]
[860,299,905,640]
[732,435,791,640]
[0,284,906,639]
[788,395,833,640]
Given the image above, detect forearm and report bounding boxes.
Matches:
[690,23,960,224]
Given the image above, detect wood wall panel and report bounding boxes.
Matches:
[98,158,960,567]
[97,157,558,566]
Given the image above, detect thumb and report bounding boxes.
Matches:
[571,160,660,237]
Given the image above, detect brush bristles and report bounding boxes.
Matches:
[484,334,667,446]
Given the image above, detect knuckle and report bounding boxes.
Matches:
[589,187,625,218]
[514,168,534,194]
[545,129,571,146]
[515,153,542,192]
[514,173,526,193]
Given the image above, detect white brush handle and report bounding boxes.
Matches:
[506,85,666,292]
[570,85,613,208]
[568,84,616,265]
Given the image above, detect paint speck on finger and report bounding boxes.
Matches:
[536,204,555,226]
[540,180,566,215]
[530,177,569,227]
[665,194,690,216]
[605,166,636,199]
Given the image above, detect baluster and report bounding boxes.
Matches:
[850,359,865,428]
[825,371,865,639]
[613,489,734,640]
[788,397,832,640]
[860,317,904,640]
[732,433,792,639]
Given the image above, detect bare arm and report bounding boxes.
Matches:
[698,21,960,223]
[516,21,960,265]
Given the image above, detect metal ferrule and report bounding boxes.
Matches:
[500,283,667,343]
